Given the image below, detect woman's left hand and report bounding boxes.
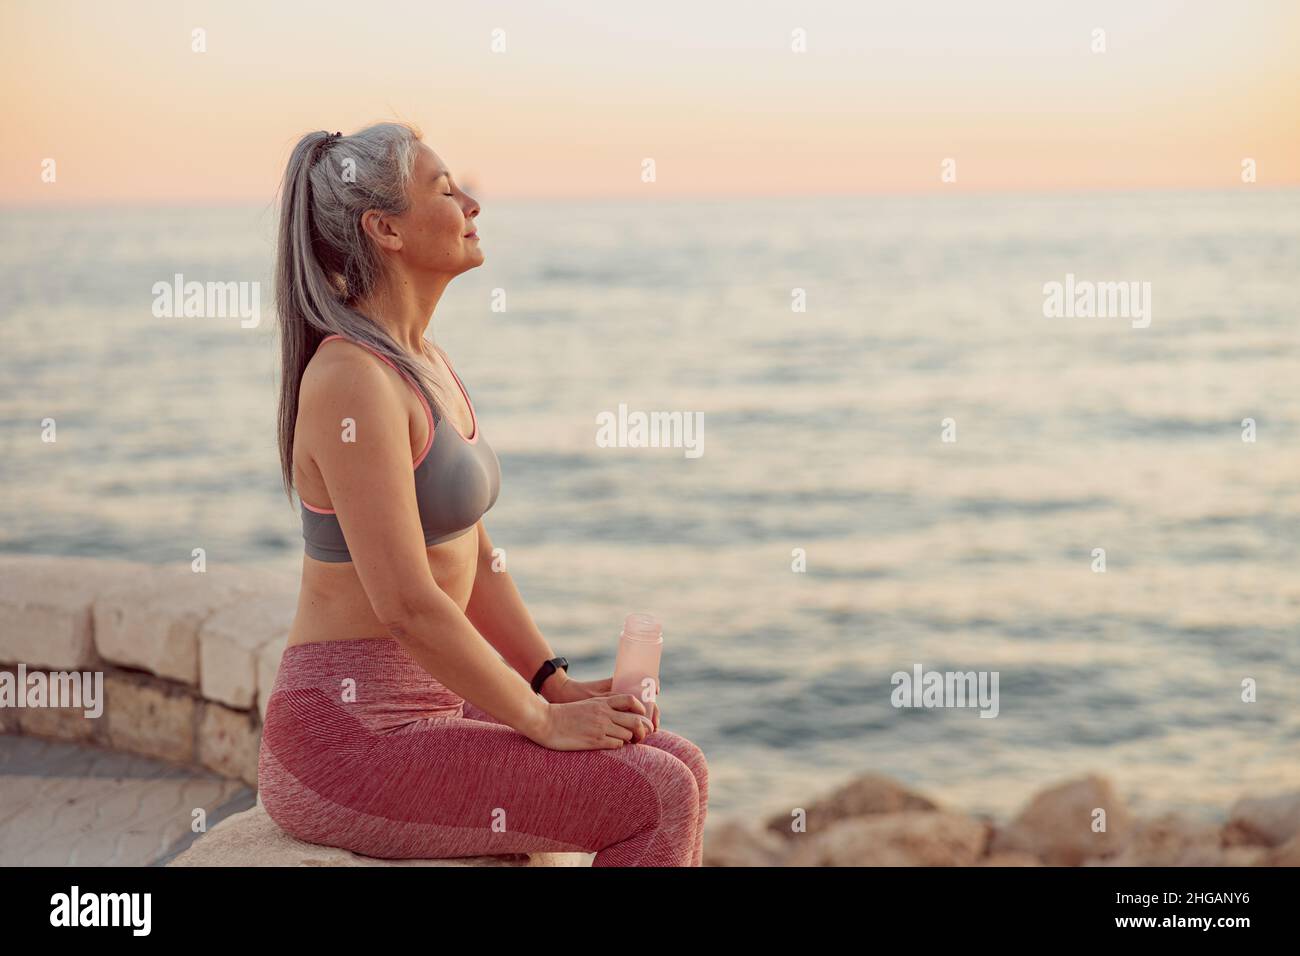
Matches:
[543,674,660,733]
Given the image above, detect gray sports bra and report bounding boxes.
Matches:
[300,335,501,562]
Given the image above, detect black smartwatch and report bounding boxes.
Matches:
[530,656,569,694]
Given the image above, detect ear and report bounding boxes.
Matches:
[360,209,403,252]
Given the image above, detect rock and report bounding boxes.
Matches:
[197,701,260,786]
[703,819,790,866]
[978,851,1044,866]
[199,593,296,709]
[1104,813,1223,866]
[103,672,197,764]
[1259,832,1300,866]
[765,772,939,839]
[15,699,103,744]
[990,775,1133,865]
[94,568,258,685]
[1221,845,1268,866]
[168,805,592,867]
[1223,791,1300,847]
[1,663,106,743]
[786,811,990,866]
[0,555,147,669]
[0,696,17,733]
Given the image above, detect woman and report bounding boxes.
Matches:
[256,123,707,867]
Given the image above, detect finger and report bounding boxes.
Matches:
[607,694,647,715]
[637,704,658,735]
[606,722,635,742]
[599,735,626,749]
[610,713,643,737]
[610,714,648,743]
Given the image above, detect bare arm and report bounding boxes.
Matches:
[464,520,571,701]
[300,345,548,737]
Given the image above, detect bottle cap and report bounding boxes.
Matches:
[621,612,663,643]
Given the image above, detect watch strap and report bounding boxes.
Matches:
[530,656,569,694]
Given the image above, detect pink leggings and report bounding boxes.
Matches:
[258,638,707,866]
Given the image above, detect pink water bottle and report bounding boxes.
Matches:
[611,612,662,730]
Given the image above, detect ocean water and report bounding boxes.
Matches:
[2,191,1297,823]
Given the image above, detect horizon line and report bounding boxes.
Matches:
[4,182,1297,210]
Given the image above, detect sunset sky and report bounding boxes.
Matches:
[3,0,1298,202]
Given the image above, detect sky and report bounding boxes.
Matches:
[3,0,1298,202]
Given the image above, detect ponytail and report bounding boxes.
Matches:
[273,122,447,502]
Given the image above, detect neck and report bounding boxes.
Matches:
[354,268,452,352]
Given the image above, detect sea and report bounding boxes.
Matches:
[2,189,1297,823]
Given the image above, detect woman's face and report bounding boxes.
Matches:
[390,142,482,276]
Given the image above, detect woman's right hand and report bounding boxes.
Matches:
[529,695,651,751]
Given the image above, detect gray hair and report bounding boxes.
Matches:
[273,122,448,500]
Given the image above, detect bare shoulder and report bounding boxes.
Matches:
[302,338,402,401]
[297,338,410,439]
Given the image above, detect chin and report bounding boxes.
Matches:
[454,255,484,277]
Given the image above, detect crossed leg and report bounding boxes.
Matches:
[260,687,706,866]
[460,699,709,866]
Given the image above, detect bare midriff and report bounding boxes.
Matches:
[286,531,477,647]
[285,342,480,648]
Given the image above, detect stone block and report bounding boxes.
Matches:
[199,594,295,709]
[198,701,260,786]
[0,555,148,669]
[94,568,259,685]
[103,672,196,764]
[256,634,287,722]
[169,805,593,867]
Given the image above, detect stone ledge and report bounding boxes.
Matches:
[2,555,291,790]
[168,805,593,867]
[199,594,296,709]
[0,554,143,670]
[94,569,263,685]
